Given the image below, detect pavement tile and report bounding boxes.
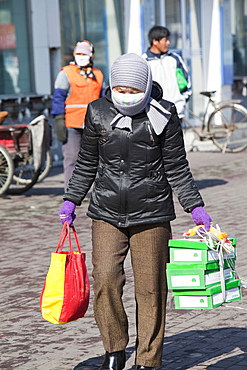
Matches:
[0,150,247,369]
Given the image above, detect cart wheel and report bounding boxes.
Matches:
[37,149,53,183]
[6,153,40,195]
[0,145,14,196]
[6,149,53,194]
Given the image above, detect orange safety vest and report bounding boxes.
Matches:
[63,64,103,129]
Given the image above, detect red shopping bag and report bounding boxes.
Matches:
[40,222,90,324]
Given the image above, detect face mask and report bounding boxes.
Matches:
[75,55,90,67]
[112,91,145,106]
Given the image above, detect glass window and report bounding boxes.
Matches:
[232,0,247,77]
[59,0,123,84]
[0,0,32,95]
[142,0,182,52]
[165,0,182,49]
[143,0,157,51]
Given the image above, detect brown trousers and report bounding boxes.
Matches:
[91,219,171,367]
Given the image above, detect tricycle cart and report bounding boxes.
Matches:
[0,114,52,195]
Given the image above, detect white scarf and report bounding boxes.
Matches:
[110,96,171,135]
[110,60,171,135]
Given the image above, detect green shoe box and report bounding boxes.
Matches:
[172,279,242,309]
[169,246,236,265]
[168,238,236,250]
[166,264,234,290]
[168,238,236,268]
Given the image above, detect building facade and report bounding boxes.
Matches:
[0,0,246,119]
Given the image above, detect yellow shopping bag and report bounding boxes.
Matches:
[40,222,90,324]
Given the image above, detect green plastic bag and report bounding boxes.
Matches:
[176,68,188,92]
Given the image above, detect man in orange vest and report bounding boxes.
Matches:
[51,40,104,188]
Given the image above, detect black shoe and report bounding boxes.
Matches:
[135,366,156,370]
[100,350,126,370]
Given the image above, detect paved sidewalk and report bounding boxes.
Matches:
[0,150,247,370]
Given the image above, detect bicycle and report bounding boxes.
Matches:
[0,114,52,195]
[182,91,247,153]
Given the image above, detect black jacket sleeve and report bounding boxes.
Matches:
[161,103,204,212]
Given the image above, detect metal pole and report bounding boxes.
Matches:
[181,0,187,54]
[159,0,166,26]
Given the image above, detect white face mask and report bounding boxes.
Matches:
[75,55,90,67]
[112,91,145,106]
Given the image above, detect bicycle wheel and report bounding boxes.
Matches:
[207,104,247,152]
[0,145,14,195]
[37,149,53,183]
[6,153,40,195]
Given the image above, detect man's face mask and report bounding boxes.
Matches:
[75,55,90,67]
[112,91,144,106]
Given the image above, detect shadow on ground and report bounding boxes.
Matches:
[195,178,227,190]
[25,187,64,196]
[161,327,247,369]
[73,327,247,370]
[73,347,135,370]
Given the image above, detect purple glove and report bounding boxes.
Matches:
[191,206,212,231]
[59,200,76,226]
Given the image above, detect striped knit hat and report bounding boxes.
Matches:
[110,53,149,92]
[109,53,171,135]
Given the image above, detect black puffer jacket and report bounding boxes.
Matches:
[64,82,204,228]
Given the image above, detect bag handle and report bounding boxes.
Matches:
[56,222,68,251]
[71,225,82,253]
[55,222,82,254]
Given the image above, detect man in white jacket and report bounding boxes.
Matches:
[142,25,191,120]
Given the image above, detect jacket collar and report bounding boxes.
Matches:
[145,48,170,60]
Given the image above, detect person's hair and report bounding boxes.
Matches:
[148,25,170,46]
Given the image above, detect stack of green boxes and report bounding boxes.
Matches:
[166,238,242,309]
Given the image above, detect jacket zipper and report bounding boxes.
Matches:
[147,122,155,144]
[118,131,130,226]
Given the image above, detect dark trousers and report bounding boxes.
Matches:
[91,219,171,367]
[62,127,83,189]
